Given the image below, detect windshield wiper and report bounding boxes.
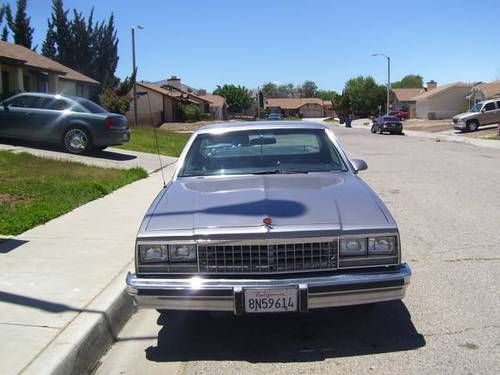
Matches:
[252,170,281,175]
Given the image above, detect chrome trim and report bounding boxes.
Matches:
[127,263,411,312]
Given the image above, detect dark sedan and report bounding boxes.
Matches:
[0,93,130,153]
[371,115,403,135]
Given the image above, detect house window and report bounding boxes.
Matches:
[2,71,10,95]
[37,76,48,92]
[76,83,84,97]
[23,75,31,91]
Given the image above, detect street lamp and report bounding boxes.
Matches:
[372,53,391,115]
[132,25,144,127]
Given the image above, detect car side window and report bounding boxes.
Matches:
[7,95,39,109]
[48,99,71,111]
[483,102,496,111]
[496,101,500,109]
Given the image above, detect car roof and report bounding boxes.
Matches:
[196,121,328,134]
[9,92,84,101]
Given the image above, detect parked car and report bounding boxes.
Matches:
[371,115,403,135]
[0,93,130,153]
[126,121,411,315]
[389,110,409,121]
[267,112,282,121]
[452,98,500,132]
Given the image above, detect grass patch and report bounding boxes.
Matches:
[0,151,147,235]
[483,135,500,140]
[117,128,190,157]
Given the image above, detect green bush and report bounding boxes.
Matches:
[99,87,131,114]
[181,104,201,122]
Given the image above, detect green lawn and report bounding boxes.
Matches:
[0,151,147,235]
[117,128,190,157]
[484,135,500,140]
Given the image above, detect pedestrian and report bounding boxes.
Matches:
[346,114,352,128]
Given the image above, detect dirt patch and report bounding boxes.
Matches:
[403,119,452,133]
[0,193,32,208]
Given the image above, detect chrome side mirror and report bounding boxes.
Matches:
[351,159,368,173]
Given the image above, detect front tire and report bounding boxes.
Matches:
[63,127,92,154]
[466,120,479,132]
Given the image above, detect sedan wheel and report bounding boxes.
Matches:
[63,128,91,154]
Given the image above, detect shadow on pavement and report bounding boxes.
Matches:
[0,137,137,161]
[146,301,425,363]
[0,239,29,254]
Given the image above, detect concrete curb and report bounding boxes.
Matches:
[22,262,135,375]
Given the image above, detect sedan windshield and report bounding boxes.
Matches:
[178,128,347,177]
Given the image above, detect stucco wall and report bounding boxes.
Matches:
[416,86,471,119]
[126,87,166,126]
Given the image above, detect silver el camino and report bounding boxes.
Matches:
[126,121,411,314]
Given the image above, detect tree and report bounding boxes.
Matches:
[317,90,338,101]
[392,74,423,88]
[0,6,8,41]
[261,82,280,98]
[299,80,318,97]
[343,76,386,116]
[41,21,56,58]
[46,0,72,66]
[213,84,253,114]
[5,0,34,48]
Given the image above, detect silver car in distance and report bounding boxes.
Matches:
[126,121,411,314]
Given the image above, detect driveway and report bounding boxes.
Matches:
[0,139,176,173]
[96,126,500,374]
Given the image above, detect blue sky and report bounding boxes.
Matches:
[4,0,500,91]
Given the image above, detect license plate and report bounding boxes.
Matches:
[244,288,297,313]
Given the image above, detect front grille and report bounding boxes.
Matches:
[198,240,338,274]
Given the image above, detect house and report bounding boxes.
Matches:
[200,94,228,120]
[390,88,426,118]
[414,81,473,119]
[264,98,327,118]
[0,40,99,99]
[158,76,211,116]
[322,100,334,117]
[467,80,500,105]
[127,80,214,126]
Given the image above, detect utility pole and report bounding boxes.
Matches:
[132,26,144,127]
[256,86,260,119]
[372,53,391,115]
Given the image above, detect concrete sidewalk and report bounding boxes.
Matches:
[0,164,176,374]
[0,142,176,173]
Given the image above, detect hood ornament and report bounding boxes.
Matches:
[263,217,273,230]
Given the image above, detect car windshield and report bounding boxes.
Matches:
[178,128,347,177]
[469,103,483,112]
[73,97,108,113]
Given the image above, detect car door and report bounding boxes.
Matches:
[480,102,497,125]
[0,95,39,139]
[31,97,73,142]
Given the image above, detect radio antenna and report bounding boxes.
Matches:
[140,91,166,186]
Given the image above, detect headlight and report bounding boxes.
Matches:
[139,244,169,263]
[368,236,396,255]
[340,238,367,256]
[168,244,197,262]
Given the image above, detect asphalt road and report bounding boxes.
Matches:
[95,126,500,375]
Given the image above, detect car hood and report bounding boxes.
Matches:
[453,112,476,121]
[140,173,396,236]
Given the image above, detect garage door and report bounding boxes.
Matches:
[301,108,323,117]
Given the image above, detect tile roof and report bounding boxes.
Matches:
[412,82,472,100]
[0,40,99,84]
[391,88,426,101]
[264,97,325,109]
[201,94,226,107]
[473,80,500,99]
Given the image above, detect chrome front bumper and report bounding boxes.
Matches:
[126,264,411,314]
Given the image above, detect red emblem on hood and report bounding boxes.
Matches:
[263,217,272,226]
